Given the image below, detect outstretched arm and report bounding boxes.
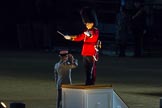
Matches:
[64,35,77,41]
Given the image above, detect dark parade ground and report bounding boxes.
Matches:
[0,50,162,108]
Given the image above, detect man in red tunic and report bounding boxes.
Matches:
[64,7,100,85]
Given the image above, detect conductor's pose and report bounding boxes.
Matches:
[64,7,100,85]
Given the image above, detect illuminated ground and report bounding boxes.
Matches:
[0,51,162,108]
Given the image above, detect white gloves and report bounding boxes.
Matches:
[64,35,71,40]
[84,31,92,37]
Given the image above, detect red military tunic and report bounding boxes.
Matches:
[72,28,99,56]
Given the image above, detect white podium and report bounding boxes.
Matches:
[62,84,128,108]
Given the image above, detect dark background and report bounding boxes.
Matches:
[0,0,162,55]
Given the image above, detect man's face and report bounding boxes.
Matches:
[60,54,68,61]
[85,22,94,29]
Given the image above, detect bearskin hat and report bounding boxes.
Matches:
[80,7,98,26]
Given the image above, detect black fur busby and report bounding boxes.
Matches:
[80,7,98,26]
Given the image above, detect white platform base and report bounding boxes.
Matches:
[62,84,128,108]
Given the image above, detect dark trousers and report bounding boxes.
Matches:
[83,56,96,85]
[56,89,62,108]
